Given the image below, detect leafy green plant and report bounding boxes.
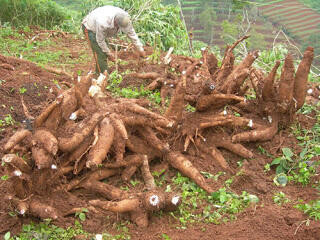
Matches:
[273,192,290,206]
[171,172,258,226]
[295,200,320,221]
[75,208,88,222]
[270,148,294,174]
[19,87,27,94]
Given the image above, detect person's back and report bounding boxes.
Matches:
[81,5,145,74]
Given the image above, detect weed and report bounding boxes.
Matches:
[161,233,171,240]
[130,179,140,187]
[171,172,257,226]
[4,114,15,126]
[11,220,88,240]
[19,87,27,94]
[75,208,88,222]
[273,192,290,206]
[295,200,320,221]
[185,104,196,112]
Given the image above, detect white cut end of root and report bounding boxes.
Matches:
[2,154,13,163]
[49,88,53,93]
[182,71,186,75]
[196,73,200,77]
[149,195,160,206]
[268,115,272,124]
[171,196,180,205]
[69,112,77,121]
[248,119,253,128]
[170,84,174,87]
[164,81,167,85]
[201,47,206,51]
[51,164,57,170]
[167,121,174,128]
[97,73,106,87]
[88,85,101,97]
[307,88,313,94]
[77,76,81,82]
[14,170,22,177]
[203,138,206,142]
[19,209,26,215]
[244,98,247,103]
[95,234,103,240]
[223,110,227,115]
[200,61,203,64]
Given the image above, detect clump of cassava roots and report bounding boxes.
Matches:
[1,36,314,227]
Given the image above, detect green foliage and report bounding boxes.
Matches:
[10,220,87,240]
[107,70,162,105]
[295,200,320,221]
[273,192,290,206]
[171,172,257,226]
[75,208,88,222]
[0,0,73,30]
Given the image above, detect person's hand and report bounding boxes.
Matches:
[107,52,116,62]
[138,50,146,58]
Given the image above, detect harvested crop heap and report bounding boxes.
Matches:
[1,36,314,227]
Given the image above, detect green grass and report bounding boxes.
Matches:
[168,172,259,227]
[0,24,89,70]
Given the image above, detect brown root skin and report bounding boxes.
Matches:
[278,54,295,112]
[60,88,78,121]
[145,77,163,91]
[137,126,170,153]
[4,129,32,153]
[89,198,140,213]
[32,146,53,169]
[140,155,156,190]
[81,180,129,200]
[212,138,253,159]
[43,105,62,131]
[65,134,94,167]
[58,112,103,152]
[221,51,259,93]
[122,165,139,182]
[34,95,63,129]
[129,72,161,79]
[196,139,231,172]
[2,154,32,173]
[86,117,114,168]
[166,151,214,193]
[7,195,29,215]
[29,199,59,220]
[164,76,186,122]
[163,192,182,212]
[10,175,32,199]
[262,61,280,101]
[110,113,128,139]
[142,190,166,211]
[33,129,58,155]
[293,47,314,110]
[126,134,161,160]
[196,93,244,112]
[232,114,279,143]
[111,131,126,162]
[75,72,94,97]
[125,103,174,128]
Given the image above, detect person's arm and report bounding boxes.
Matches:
[95,24,111,55]
[124,25,144,52]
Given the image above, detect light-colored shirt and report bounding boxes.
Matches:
[82,5,144,55]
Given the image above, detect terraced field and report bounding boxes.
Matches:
[180,0,296,50]
[259,0,320,40]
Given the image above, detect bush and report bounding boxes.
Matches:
[80,0,189,53]
[0,0,72,29]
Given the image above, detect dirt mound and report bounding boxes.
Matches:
[0,36,319,239]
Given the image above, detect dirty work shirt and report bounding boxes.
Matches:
[82,5,143,55]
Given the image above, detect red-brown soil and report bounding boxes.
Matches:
[0,31,320,240]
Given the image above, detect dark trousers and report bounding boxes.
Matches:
[82,24,108,74]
